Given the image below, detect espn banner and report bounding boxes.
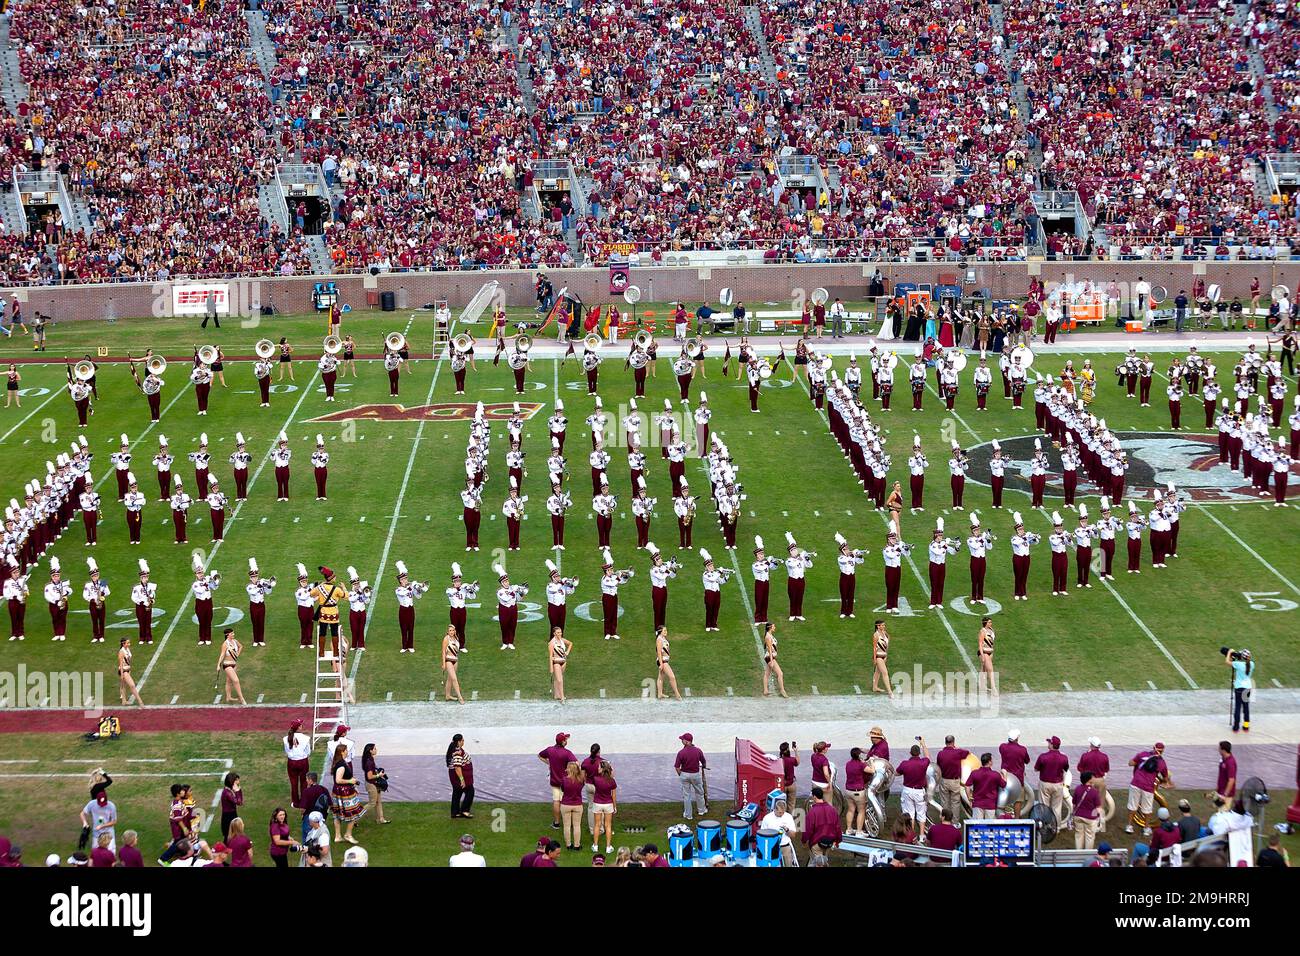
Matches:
[172,283,230,316]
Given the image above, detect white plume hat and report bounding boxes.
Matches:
[158,434,168,446]
[936,517,944,533]
[200,433,208,445]
[699,391,707,403]
[594,396,603,408]
[913,434,921,447]
[545,559,557,574]
[754,536,764,552]
[1100,496,1110,510]
[601,548,613,568]
[664,399,673,411]
[1012,511,1023,525]
[1128,500,1138,514]
[138,559,150,575]
[296,563,309,578]
[509,476,517,490]
[951,439,959,450]
[348,566,360,581]
[554,399,563,411]
[1034,438,1042,450]
[1052,511,1063,525]
[493,563,507,580]
[647,542,659,556]
[86,557,97,573]
[699,548,712,563]
[1079,504,1088,518]
[970,512,980,528]
[49,557,60,573]
[120,433,129,446]
[637,476,646,491]
[450,563,461,578]
[316,434,324,446]
[834,532,846,546]
[785,531,796,549]
[248,557,259,574]
[513,402,520,414]
[599,472,609,487]
[629,398,637,410]
[278,431,287,443]
[992,440,1000,451]
[236,432,245,444]
[126,472,137,485]
[396,561,409,577]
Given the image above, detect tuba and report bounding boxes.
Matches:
[623,285,642,305]
[633,329,653,350]
[515,333,532,354]
[583,333,603,351]
[452,332,474,354]
[73,360,96,382]
[385,331,407,352]
[254,339,276,360]
[685,337,703,359]
[948,351,969,372]
[1010,344,1035,368]
[323,335,344,355]
[145,355,167,376]
[810,287,830,306]
[196,345,218,366]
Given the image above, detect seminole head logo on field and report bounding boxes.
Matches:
[306,402,544,423]
[965,432,1300,504]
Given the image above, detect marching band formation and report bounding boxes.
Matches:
[2,316,1296,704]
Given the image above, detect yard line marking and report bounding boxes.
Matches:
[810,684,820,695]
[170,694,180,704]
[726,686,734,696]
[853,684,862,695]
[256,693,265,703]
[925,381,981,442]
[471,690,479,701]
[514,689,521,700]
[0,759,38,764]
[429,691,437,701]
[136,369,322,692]
[1062,681,1072,691]
[126,758,166,763]
[1196,503,1300,596]
[0,385,64,443]
[1272,678,1284,688]
[1020,682,1031,692]
[599,688,606,699]
[213,694,221,704]
[1105,681,1114,691]
[684,687,692,697]
[1147,680,1158,690]
[385,691,393,701]
[300,693,308,703]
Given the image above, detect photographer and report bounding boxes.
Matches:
[1223,647,1255,733]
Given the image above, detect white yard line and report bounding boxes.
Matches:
[1195,503,1300,597]
[92,382,194,493]
[349,323,455,687]
[923,380,982,444]
[0,386,64,443]
[135,370,322,691]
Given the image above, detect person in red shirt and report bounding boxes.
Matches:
[116,830,144,868]
[896,740,932,838]
[1077,737,1111,832]
[802,786,842,864]
[519,836,549,868]
[964,753,1005,819]
[935,736,971,822]
[90,832,116,868]
[927,808,962,852]
[1213,740,1238,803]
[1148,807,1181,861]
[643,843,669,867]
[532,840,563,867]
[538,732,576,831]
[778,741,799,807]
[1072,771,1103,849]
[1034,736,1071,826]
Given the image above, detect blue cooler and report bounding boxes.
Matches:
[667,825,694,868]
[695,819,722,860]
[725,820,752,862]
[765,788,786,814]
[755,828,782,867]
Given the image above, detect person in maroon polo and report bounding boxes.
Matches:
[964,753,1005,819]
[866,726,889,761]
[1077,737,1111,832]
[1213,740,1237,804]
[778,741,799,806]
[519,836,549,868]
[643,843,669,867]
[810,740,834,795]
[1035,736,1071,826]
[1148,807,1181,860]
[539,732,576,831]
[674,732,708,821]
[1126,742,1171,834]
[935,735,971,822]
[998,729,1030,812]
[802,786,842,864]
[927,808,962,852]
[1072,771,1103,849]
[896,740,931,838]
[533,840,563,867]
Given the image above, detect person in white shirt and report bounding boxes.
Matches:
[759,796,799,867]
[449,833,487,867]
[301,812,330,867]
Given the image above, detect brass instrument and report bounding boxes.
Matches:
[196,344,219,366]
[145,355,167,376]
[810,287,830,306]
[583,333,603,351]
[633,329,653,350]
[385,331,407,352]
[322,335,344,355]
[452,332,474,354]
[73,361,96,382]
[515,333,532,354]
[254,339,276,360]
[623,285,642,305]
[685,337,703,359]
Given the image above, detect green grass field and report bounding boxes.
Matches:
[0,307,1296,709]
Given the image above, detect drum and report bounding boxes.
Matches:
[695,819,722,859]
[755,828,782,867]
[725,820,752,861]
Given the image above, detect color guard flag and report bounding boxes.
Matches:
[721,341,732,376]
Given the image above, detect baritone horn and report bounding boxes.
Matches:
[1271,283,1290,301]
[323,335,343,355]
[810,287,830,306]
[73,360,96,382]
[196,345,218,366]
[623,285,642,305]
[145,355,168,376]
[254,339,276,360]
[685,337,703,359]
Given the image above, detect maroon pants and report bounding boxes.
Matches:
[453,367,466,393]
[506,516,521,550]
[399,605,416,649]
[753,580,769,623]
[1100,538,1115,577]
[513,367,526,394]
[250,602,267,645]
[703,590,720,629]
[389,368,400,396]
[635,516,650,548]
[1030,475,1046,508]
[839,573,856,616]
[210,508,225,541]
[788,578,805,617]
[195,598,213,644]
[147,391,161,420]
[551,514,565,548]
[977,389,987,410]
[464,508,480,548]
[172,510,187,543]
[677,373,691,400]
[83,511,97,545]
[350,609,368,650]
[991,475,1004,508]
[596,514,612,548]
[1169,401,1181,429]
[928,561,946,607]
[195,470,209,499]
[1139,377,1152,404]
[157,470,171,501]
[196,382,210,414]
[315,468,328,499]
[910,475,924,509]
[116,470,129,501]
[1126,374,1137,397]
[881,388,891,410]
[298,606,314,647]
[586,369,599,393]
[287,758,310,806]
[1076,547,1092,586]
[234,469,249,499]
[1275,472,1289,504]
[1012,554,1030,597]
[1127,537,1142,571]
[258,377,271,403]
[88,602,106,642]
[1063,471,1077,507]
[274,466,290,499]
[1204,401,1216,429]
[602,594,619,637]
[1051,552,1068,592]
[912,386,923,410]
[548,602,566,633]
[969,556,986,601]
[749,384,759,411]
[135,604,153,643]
[74,397,89,426]
[634,366,647,398]
[48,601,67,638]
[884,565,901,609]
[678,518,692,548]
[552,429,566,455]
[951,475,965,508]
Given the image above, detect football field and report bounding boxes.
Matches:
[1,310,1297,713]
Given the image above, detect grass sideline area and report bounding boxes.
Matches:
[0,310,1295,707]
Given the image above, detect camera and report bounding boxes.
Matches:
[1220,646,1244,662]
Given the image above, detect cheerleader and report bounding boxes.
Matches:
[117,637,143,706]
[277,338,295,381]
[441,625,465,704]
[976,618,996,694]
[761,622,787,699]
[217,628,247,705]
[211,345,227,388]
[5,363,20,407]
[341,334,358,377]
[548,627,572,703]
[871,620,894,698]
[655,626,681,700]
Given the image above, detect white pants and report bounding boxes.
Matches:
[901,786,927,825]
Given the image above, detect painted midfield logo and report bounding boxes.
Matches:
[306,402,545,423]
[965,432,1299,503]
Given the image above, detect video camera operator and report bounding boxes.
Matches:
[1221,647,1255,733]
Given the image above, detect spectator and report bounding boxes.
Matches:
[449,834,487,867]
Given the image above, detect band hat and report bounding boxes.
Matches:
[664,399,673,411]
[127,472,137,485]
[550,472,562,485]
[638,476,646,491]
[629,398,637,411]
[754,536,764,553]
[970,512,980,528]
[1012,511,1023,526]
[236,432,245,445]
[700,548,712,563]
[49,557,60,574]
[296,563,309,579]
[348,566,360,582]
[138,559,150,575]
[834,532,847,547]
[1052,511,1063,525]
[190,552,205,573]
[599,472,609,487]
[1034,438,1042,450]
[316,434,324,446]
[1128,501,1138,514]
[172,476,182,488]
[120,433,130,446]
[396,561,409,578]
[554,399,563,411]
[509,476,517,490]
[278,431,288,443]
[545,559,558,575]
[594,396,602,408]
[551,437,560,449]
[86,557,97,574]
[913,434,921,447]
[699,392,707,403]
[647,542,660,556]
[47,460,56,474]
[247,557,260,576]
[992,439,1000,451]
[601,548,613,568]
[158,434,168,446]
[785,531,797,551]
[1100,496,1110,510]
[1079,504,1088,519]
[513,402,520,414]
[200,433,208,445]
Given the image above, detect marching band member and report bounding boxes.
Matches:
[1048,511,1070,596]
[1167,377,1184,430]
[589,437,611,497]
[700,549,732,631]
[503,477,527,551]
[631,477,655,548]
[384,346,402,396]
[977,617,996,692]
[79,476,101,546]
[745,359,762,413]
[751,536,779,626]
[191,555,220,645]
[674,478,696,549]
[927,518,960,609]
[835,533,865,618]
[1202,373,1222,429]
[716,480,741,549]
[110,434,132,501]
[168,476,192,544]
[131,356,164,422]
[1164,482,1184,557]
[989,440,1008,508]
[673,349,694,401]
[908,353,926,411]
[461,478,482,551]
[1074,505,1097,589]
[1028,438,1047,508]
[939,357,959,410]
[1234,373,1252,416]
[628,341,649,398]
[844,354,862,397]
[272,432,292,501]
[245,557,277,647]
[628,436,647,492]
[546,475,571,550]
[599,549,633,641]
[44,557,71,641]
[445,563,477,650]
[254,353,273,407]
[1148,491,1171,568]
[319,347,339,401]
[592,474,616,549]
[655,625,681,700]
[1289,396,1300,458]
[878,354,895,410]
[507,435,526,489]
[666,427,688,496]
[67,365,93,427]
[1008,353,1028,408]
[548,399,567,454]
[132,560,156,644]
[973,355,992,411]
[230,433,251,500]
[294,564,315,649]
[494,564,527,650]
[1138,353,1153,407]
[544,560,578,633]
[1095,497,1121,580]
[582,340,602,394]
[647,543,677,630]
[871,620,893,697]
[693,393,711,456]
[347,566,372,651]
[311,435,330,500]
[123,473,145,545]
[1033,375,1048,431]
[546,438,566,484]
[1269,375,1287,428]
[395,560,429,653]
[1273,438,1292,505]
[1009,513,1040,601]
[967,512,993,604]
[948,440,968,510]
[83,557,108,644]
[784,532,813,621]
[1060,434,1079,508]
[882,530,908,613]
[908,435,927,511]
[808,354,827,409]
[586,396,608,451]
[1125,501,1146,573]
[508,338,531,394]
[189,434,212,499]
[1186,345,1204,394]
[4,558,27,642]
[657,400,675,460]
[449,337,469,395]
[206,477,229,543]
[190,358,213,415]
[153,435,174,502]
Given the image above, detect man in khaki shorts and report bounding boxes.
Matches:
[538,732,576,831]
[934,735,971,822]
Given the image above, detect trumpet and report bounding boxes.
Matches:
[663,558,683,574]
[254,339,276,360]
[323,335,344,355]
[897,542,915,555]
[385,331,407,352]
[145,355,167,376]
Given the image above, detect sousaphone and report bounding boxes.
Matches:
[632,329,653,350]
[254,339,276,360]
[810,287,829,306]
[685,337,703,359]
[145,354,168,375]
[196,344,218,366]
[73,360,95,382]
[1010,344,1035,368]
[623,285,642,305]
[385,331,407,352]
[452,332,474,354]
[515,333,533,354]
[583,333,603,351]
[322,335,344,355]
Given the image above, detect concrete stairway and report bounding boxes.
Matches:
[742,5,780,86]
[0,15,27,118]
